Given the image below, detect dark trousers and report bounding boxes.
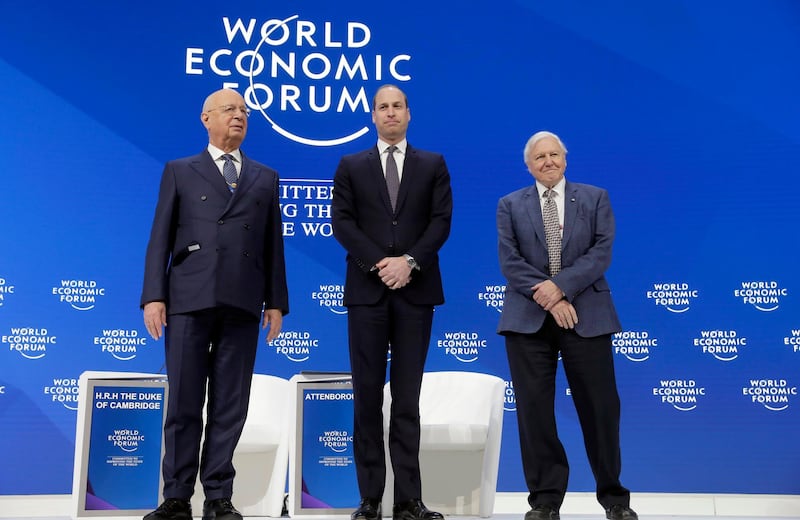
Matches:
[161,306,260,501]
[504,315,630,509]
[347,293,434,503]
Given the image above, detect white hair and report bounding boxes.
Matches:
[523,131,568,164]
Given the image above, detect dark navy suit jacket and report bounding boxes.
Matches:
[332,144,452,306]
[496,180,621,337]
[141,150,288,317]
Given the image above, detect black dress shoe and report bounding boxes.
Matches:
[352,498,382,520]
[392,499,443,520]
[524,504,560,520]
[202,498,242,520]
[606,504,638,520]
[143,498,192,520]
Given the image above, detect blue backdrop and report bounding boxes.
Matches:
[1,0,798,497]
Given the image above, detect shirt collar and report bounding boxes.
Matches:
[208,143,242,163]
[536,177,566,199]
[377,138,407,155]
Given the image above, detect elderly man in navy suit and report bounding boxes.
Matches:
[332,85,452,520]
[496,131,636,520]
[140,88,289,520]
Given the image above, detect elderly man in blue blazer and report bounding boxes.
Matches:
[496,131,636,520]
[140,88,289,520]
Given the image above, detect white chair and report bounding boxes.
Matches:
[381,371,505,517]
[191,373,291,517]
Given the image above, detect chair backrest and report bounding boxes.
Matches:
[418,371,503,426]
[245,373,291,426]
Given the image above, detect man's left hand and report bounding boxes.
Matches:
[376,256,412,290]
[262,308,283,342]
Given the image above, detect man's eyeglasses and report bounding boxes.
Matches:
[207,105,251,118]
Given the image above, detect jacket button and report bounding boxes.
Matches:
[201,195,207,201]
[218,220,224,225]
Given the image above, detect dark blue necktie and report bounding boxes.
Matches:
[221,154,238,192]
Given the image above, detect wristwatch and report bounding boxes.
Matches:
[404,254,419,270]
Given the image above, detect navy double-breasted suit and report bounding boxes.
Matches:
[141,149,288,501]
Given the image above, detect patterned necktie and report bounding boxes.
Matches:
[543,189,562,275]
[221,154,238,192]
[385,145,400,211]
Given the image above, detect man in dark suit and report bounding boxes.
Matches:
[496,131,636,520]
[331,85,452,520]
[140,88,289,520]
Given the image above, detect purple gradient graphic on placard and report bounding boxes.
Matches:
[86,489,118,511]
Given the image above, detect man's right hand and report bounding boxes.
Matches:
[143,301,167,340]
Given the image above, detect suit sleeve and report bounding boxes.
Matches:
[406,154,452,269]
[331,157,388,271]
[263,171,289,314]
[140,163,178,308]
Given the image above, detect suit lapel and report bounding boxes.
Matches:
[236,152,257,195]
[367,146,394,214]
[524,185,547,247]
[191,150,232,199]
[561,182,578,250]
[394,144,414,214]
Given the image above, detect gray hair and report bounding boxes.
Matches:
[523,131,568,164]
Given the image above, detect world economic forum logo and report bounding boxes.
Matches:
[652,379,705,411]
[51,279,106,311]
[107,429,145,453]
[93,329,147,361]
[692,329,747,362]
[319,429,352,454]
[734,281,787,312]
[186,15,412,146]
[743,379,796,411]
[435,331,488,363]
[478,284,505,313]
[646,282,699,313]
[613,330,658,362]
[44,377,79,411]
[269,330,319,362]
[311,283,347,315]
[3,327,56,360]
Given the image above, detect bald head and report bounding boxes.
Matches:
[200,89,248,152]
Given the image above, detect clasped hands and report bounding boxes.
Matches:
[376,256,412,290]
[532,279,578,329]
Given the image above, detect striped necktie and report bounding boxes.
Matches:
[221,154,238,192]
